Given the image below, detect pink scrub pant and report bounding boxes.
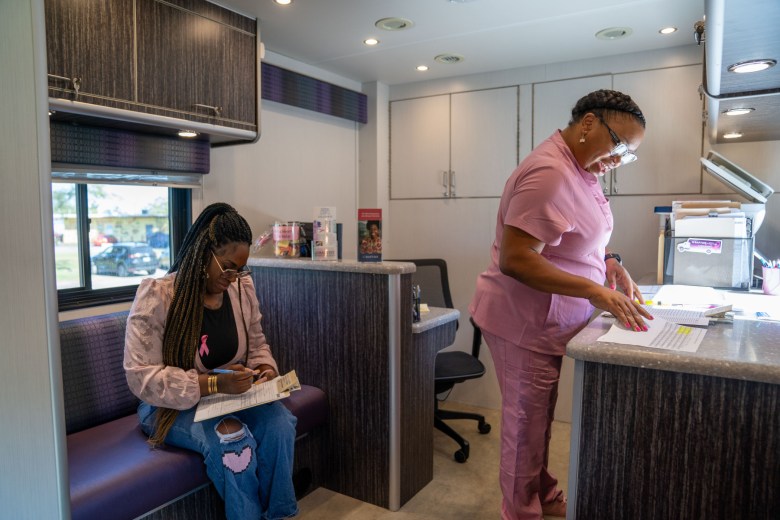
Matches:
[483,331,564,520]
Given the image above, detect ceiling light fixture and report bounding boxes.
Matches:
[364,38,379,46]
[728,59,776,73]
[595,27,633,40]
[178,130,198,138]
[723,132,743,139]
[723,108,755,116]
[659,26,677,35]
[375,17,414,31]
[416,65,429,71]
[274,0,292,5]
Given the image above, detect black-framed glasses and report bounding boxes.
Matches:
[596,115,638,165]
[211,251,251,279]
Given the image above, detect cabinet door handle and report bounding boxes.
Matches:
[449,170,456,198]
[442,171,449,197]
[193,103,223,117]
[612,169,618,194]
[48,74,81,99]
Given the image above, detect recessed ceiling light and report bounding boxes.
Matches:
[723,108,755,116]
[659,26,677,35]
[178,130,198,138]
[595,27,633,40]
[723,132,743,139]
[364,38,379,46]
[274,0,292,5]
[375,17,414,31]
[434,54,464,64]
[416,65,429,71]
[728,59,776,73]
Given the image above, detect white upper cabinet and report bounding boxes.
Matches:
[533,75,613,194]
[450,87,518,198]
[390,87,518,199]
[390,95,450,199]
[611,65,704,195]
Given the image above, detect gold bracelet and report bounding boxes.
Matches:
[208,375,218,395]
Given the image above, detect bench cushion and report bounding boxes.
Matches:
[68,385,327,520]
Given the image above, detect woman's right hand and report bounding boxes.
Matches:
[588,285,653,332]
[217,365,255,394]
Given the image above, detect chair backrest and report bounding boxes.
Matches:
[390,258,487,358]
[398,258,454,309]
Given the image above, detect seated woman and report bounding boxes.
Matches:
[124,202,298,520]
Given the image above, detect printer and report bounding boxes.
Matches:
[661,151,774,290]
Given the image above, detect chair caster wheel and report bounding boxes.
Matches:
[478,422,491,434]
[454,449,468,463]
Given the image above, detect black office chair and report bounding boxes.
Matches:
[400,258,491,463]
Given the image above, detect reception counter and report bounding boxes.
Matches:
[565,311,780,519]
[248,258,459,510]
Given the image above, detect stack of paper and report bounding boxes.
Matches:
[672,201,748,238]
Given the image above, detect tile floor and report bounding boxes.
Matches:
[296,401,571,519]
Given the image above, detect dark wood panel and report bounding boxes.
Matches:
[252,267,392,507]
[159,0,257,33]
[401,318,456,504]
[45,0,134,101]
[575,362,779,520]
[137,0,257,126]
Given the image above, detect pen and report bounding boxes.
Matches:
[210,368,235,374]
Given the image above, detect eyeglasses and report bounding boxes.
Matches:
[211,251,251,280]
[597,115,638,165]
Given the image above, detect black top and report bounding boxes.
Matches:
[198,292,238,370]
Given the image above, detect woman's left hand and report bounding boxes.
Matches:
[253,364,277,384]
[605,260,644,304]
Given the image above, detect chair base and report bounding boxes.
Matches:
[434,402,491,463]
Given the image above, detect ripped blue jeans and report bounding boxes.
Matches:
[138,401,298,520]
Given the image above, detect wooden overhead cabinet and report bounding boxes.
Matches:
[45,0,258,134]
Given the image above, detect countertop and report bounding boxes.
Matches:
[567,311,780,384]
[248,256,416,275]
[412,307,460,334]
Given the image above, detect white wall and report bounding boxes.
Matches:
[207,52,362,259]
[1,0,69,517]
[385,44,780,419]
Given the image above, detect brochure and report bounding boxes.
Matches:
[358,208,382,262]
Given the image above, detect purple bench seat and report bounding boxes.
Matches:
[60,311,327,520]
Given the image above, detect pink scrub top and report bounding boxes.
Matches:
[469,131,613,356]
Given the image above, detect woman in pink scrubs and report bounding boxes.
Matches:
[469,90,653,519]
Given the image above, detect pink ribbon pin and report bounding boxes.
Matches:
[199,335,209,357]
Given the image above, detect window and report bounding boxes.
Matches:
[52,182,190,310]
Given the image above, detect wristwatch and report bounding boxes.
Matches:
[604,253,622,265]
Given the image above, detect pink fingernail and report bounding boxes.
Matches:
[625,322,630,328]
[610,284,616,290]
[642,325,648,331]
[634,326,641,332]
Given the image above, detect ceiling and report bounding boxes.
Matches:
[217,0,706,86]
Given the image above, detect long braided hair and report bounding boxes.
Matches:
[569,89,646,128]
[149,202,253,447]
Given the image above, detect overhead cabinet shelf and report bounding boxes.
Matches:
[45,0,259,145]
[702,0,780,143]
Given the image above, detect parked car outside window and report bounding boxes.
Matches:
[147,231,170,269]
[91,243,159,277]
[92,233,118,246]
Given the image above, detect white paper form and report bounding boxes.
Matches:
[194,371,300,422]
[598,316,706,352]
